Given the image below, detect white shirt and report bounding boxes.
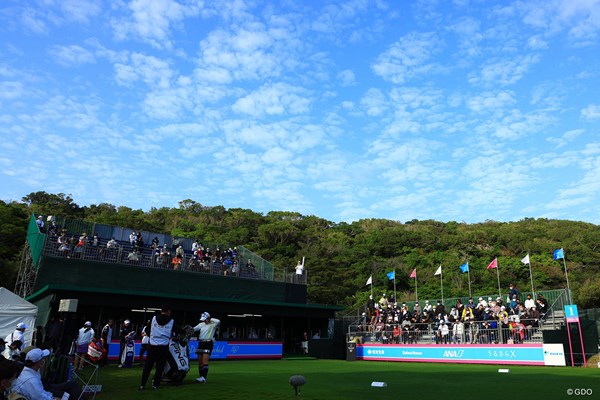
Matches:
[77,327,95,345]
[149,316,174,346]
[4,330,25,350]
[12,366,55,400]
[295,263,304,275]
[193,318,220,341]
[524,298,535,309]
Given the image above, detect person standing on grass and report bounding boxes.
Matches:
[139,305,177,391]
[74,321,94,370]
[192,312,220,383]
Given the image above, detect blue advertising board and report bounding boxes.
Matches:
[108,341,282,360]
[357,344,545,366]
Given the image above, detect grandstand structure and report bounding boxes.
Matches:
[15,215,341,356]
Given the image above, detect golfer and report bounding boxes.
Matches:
[192,312,220,383]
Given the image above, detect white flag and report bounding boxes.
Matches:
[434,265,442,276]
[366,275,372,286]
[521,254,530,265]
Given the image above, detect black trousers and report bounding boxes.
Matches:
[140,344,169,387]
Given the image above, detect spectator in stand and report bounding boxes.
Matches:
[175,246,184,258]
[107,237,118,249]
[151,237,159,249]
[172,254,182,270]
[392,324,401,344]
[135,235,145,251]
[74,232,87,257]
[231,261,239,276]
[57,232,70,257]
[294,261,304,283]
[509,283,521,301]
[378,294,388,310]
[73,321,94,370]
[452,319,465,343]
[524,294,535,310]
[366,295,376,324]
[128,249,141,263]
[129,232,137,246]
[455,299,465,317]
[36,216,45,231]
[478,297,488,308]
[449,307,459,322]
[437,321,449,344]
[536,294,549,316]
[413,302,421,317]
[466,298,476,310]
[47,220,58,237]
[423,300,432,313]
[435,300,446,316]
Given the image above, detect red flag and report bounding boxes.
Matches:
[410,268,417,278]
[487,258,498,270]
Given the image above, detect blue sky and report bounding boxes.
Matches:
[1,0,599,224]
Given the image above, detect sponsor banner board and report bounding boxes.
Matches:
[108,341,282,360]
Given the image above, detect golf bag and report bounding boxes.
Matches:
[120,331,136,368]
[162,326,192,384]
[87,339,106,364]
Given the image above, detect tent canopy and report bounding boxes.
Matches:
[0,287,38,347]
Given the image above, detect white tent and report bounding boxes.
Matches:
[0,287,38,347]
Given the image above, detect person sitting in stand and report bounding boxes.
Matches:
[106,237,118,249]
[172,254,182,270]
[536,294,549,316]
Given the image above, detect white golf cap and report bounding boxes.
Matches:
[200,312,210,321]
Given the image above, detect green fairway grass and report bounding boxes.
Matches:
[87,360,599,400]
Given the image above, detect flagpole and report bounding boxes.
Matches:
[562,252,571,304]
[440,265,444,304]
[527,252,535,298]
[466,258,472,298]
[415,271,418,303]
[393,268,397,303]
[495,257,501,299]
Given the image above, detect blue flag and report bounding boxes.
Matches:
[553,248,564,260]
[386,271,395,280]
[459,262,469,273]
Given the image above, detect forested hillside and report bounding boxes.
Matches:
[2,192,599,309]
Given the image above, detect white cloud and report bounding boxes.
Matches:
[581,104,600,120]
[360,88,386,116]
[337,69,356,86]
[466,91,515,114]
[49,45,95,66]
[0,82,24,100]
[469,54,541,87]
[114,53,173,89]
[527,34,549,49]
[547,129,584,148]
[112,0,202,49]
[371,31,442,84]
[232,83,311,117]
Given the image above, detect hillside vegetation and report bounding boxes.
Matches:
[2,192,599,309]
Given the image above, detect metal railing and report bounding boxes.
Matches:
[41,235,307,284]
[347,321,543,345]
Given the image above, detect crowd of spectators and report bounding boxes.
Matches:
[40,216,261,279]
[358,287,549,345]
